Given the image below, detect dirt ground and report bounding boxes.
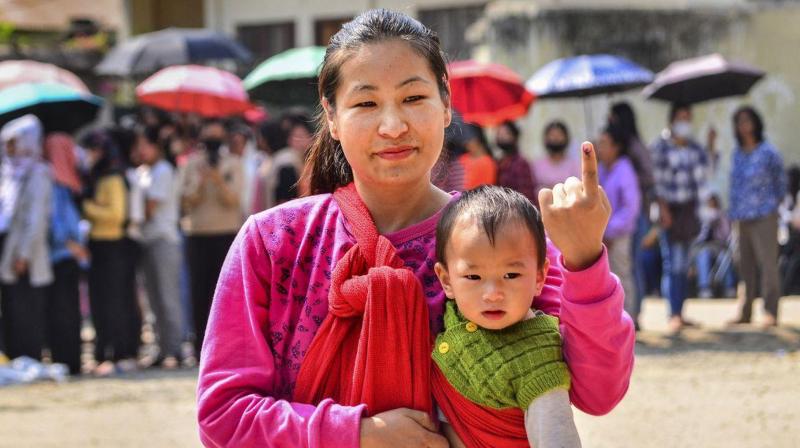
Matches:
[1,297,798,448]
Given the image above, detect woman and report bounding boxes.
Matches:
[180,119,243,358]
[597,124,641,329]
[458,123,496,189]
[197,10,633,447]
[495,120,537,204]
[259,115,311,209]
[82,130,140,375]
[532,120,581,194]
[727,106,786,327]
[0,115,53,362]
[44,132,88,375]
[132,126,184,368]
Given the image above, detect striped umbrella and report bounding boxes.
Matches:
[526,54,653,99]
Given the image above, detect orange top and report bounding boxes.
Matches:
[459,154,497,190]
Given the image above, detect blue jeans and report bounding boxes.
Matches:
[660,234,691,317]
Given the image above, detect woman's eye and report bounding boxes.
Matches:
[404,95,424,103]
[464,275,481,281]
[504,273,521,279]
[354,101,376,108]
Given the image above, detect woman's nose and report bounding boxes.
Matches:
[377,105,408,139]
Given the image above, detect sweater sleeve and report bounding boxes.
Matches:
[605,162,642,240]
[197,217,366,448]
[532,241,635,416]
[83,176,127,225]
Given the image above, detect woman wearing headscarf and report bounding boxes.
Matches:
[44,132,88,375]
[0,115,54,361]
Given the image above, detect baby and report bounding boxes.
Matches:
[432,185,582,448]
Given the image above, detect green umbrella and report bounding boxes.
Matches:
[243,46,326,108]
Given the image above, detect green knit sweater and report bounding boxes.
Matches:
[432,300,571,410]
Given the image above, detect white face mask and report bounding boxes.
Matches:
[699,206,720,223]
[672,120,693,140]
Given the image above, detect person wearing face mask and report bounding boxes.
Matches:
[532,121,581,195]
[495,120,537,204]
[651,102,713,334]
[179,119,243,359]
[0,115,53,364]
[690,194,736,300]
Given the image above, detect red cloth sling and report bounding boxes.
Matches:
[432,365,529,448]
[293,183,433,416]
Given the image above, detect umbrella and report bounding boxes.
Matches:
[0,60,89,93]
[526,54,653,134]
[136,65,251,118]
[243,46,325,107]
[0,82,103,133]
[526,54,653,99]
[95,28,252,77]
[642,53,766,104]
[447,60,535,127]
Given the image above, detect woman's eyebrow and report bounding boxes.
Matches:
[396,76,428,88]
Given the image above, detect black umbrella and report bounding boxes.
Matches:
[95,28,252,77]
[642,54,765,104]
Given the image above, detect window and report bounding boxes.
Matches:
[237,22,295,62]
[315,17,352,47]
[418,4,486,60]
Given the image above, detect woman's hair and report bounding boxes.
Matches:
[435,185,546,268]
[732,105,764,146]
[259,119,288,154]
[610,101,640,141]
[543,120,569,142]
[81,128,125,197]
[669,102,691,123]
[302,9,450,195]
[603,123,630,159]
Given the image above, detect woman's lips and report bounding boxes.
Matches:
[481,310,507,320]
[375,146,415,160]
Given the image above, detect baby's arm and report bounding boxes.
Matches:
[524,389,582,448]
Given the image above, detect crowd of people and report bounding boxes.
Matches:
[0,60,794,381]
[0,108,314,375]
[434,101,791,333]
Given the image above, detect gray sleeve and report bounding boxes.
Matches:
[525,389,582,448]
[16,166,52,260]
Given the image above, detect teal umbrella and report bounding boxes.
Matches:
[0,82,103,133]
[243,46,326,108]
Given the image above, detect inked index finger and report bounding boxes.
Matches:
[580,141,599,197]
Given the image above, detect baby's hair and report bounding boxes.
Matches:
[436,185,547,268]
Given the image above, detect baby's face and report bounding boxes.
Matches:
[434,215,549,330]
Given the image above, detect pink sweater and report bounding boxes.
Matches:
[197,193,635,447]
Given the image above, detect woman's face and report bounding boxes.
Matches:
[324,39,451,190]
[136,134,158,165]
[597,132,619,165]
[736,112,755,140]
[495,124,516,146]
[288,125,312,152]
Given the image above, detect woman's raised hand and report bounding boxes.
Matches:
[538,142,612,271]
[361,408,448,448]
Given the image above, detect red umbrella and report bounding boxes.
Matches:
[135,65,251,117]
[0,60,89,92]
[447,60,535,127]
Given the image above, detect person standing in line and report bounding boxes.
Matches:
[651,103,712,333]
[44,132,88,375]
[597,124,641,329]
[458,123,496,190]
[532,121,581,195]
[134,126,185,369]
[180,120,244,358]
[495,120,537,204]
[82,130,139,375]
[727,106,786,327]
[0,115,53,362]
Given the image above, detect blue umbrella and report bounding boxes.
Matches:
[0,82,103,133]
[526,54,653,99]
[96,28,253,77]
